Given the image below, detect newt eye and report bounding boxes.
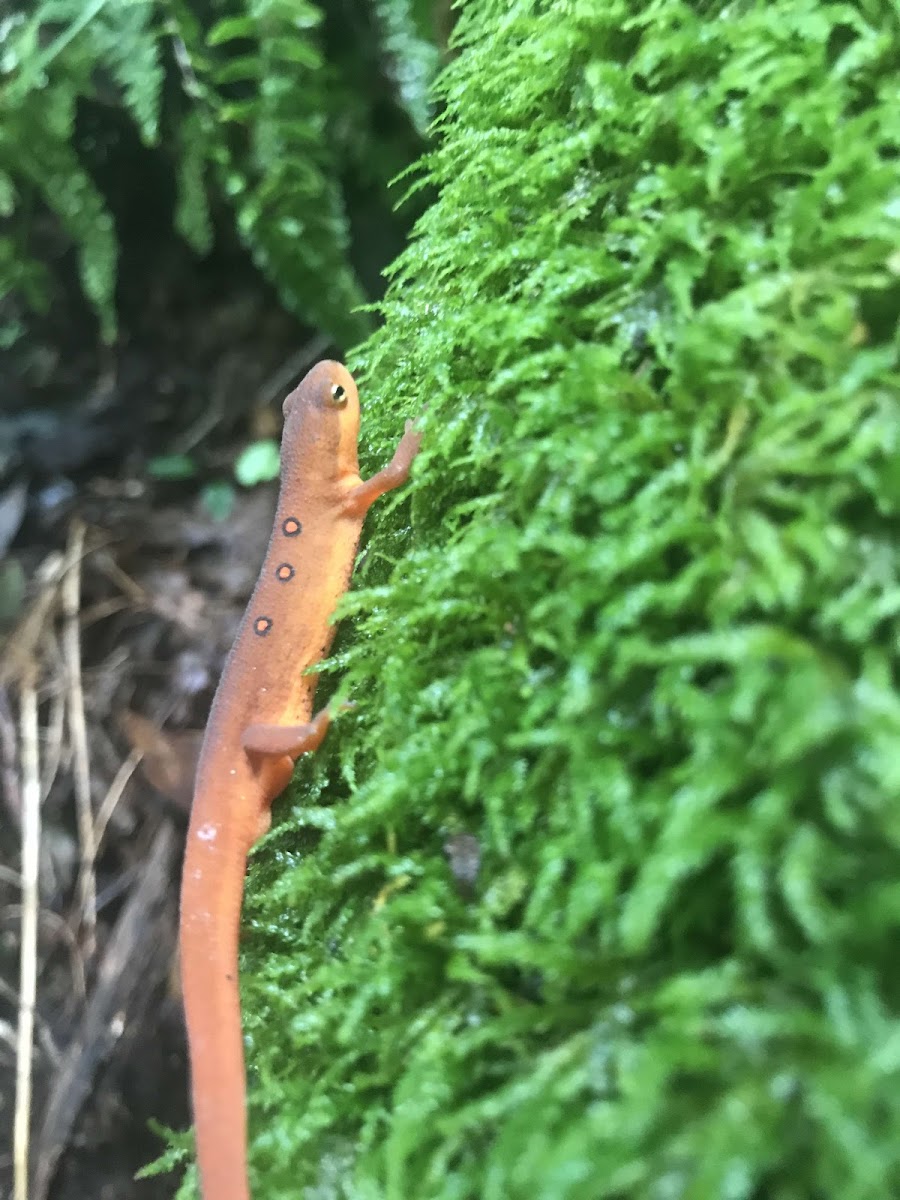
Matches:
[329,383,348,407]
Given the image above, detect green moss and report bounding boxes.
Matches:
[241,1,900,1197]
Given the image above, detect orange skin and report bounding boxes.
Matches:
[179,361,421,1200]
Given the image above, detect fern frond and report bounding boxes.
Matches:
[3,0,435,350]
[371,0,440,137]
[174,109,214,255]
[87,0,163,144]
[166,0,368,345]
[0,0,165,341]
[0,55,118,340]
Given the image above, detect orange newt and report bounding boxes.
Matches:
[179,361,421,1200]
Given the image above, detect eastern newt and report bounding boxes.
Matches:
[179,361,421,1200]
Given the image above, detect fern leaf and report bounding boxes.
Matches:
[174,109,213,255]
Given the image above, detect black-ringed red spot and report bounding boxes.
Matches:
[282,517,302,537]
[275,563,295,583]
[254,616,273,637]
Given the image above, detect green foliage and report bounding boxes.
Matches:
[137,1120,195,1197]
[234,438,280,486]
[147,452,197,479]
[164,0,368,343]
[0,0,158,340]
[0,0,435,346]
[235,0,900,1197]
[201,480,237,521]
[371,0,441,137]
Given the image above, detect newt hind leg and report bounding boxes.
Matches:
[242,708,333,842]
[242,707,332,759]
[251,755,294,841]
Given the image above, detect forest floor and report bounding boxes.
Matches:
[0,245,328,1200]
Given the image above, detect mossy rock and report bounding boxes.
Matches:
[239,1,900,1197]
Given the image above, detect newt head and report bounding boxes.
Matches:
[281,359,361,481]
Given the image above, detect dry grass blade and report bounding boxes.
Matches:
[62,520,97,956]
[0,685,21,825]
[93,748,143,853]
[14,661,40,1200]
[0,552,65,689]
